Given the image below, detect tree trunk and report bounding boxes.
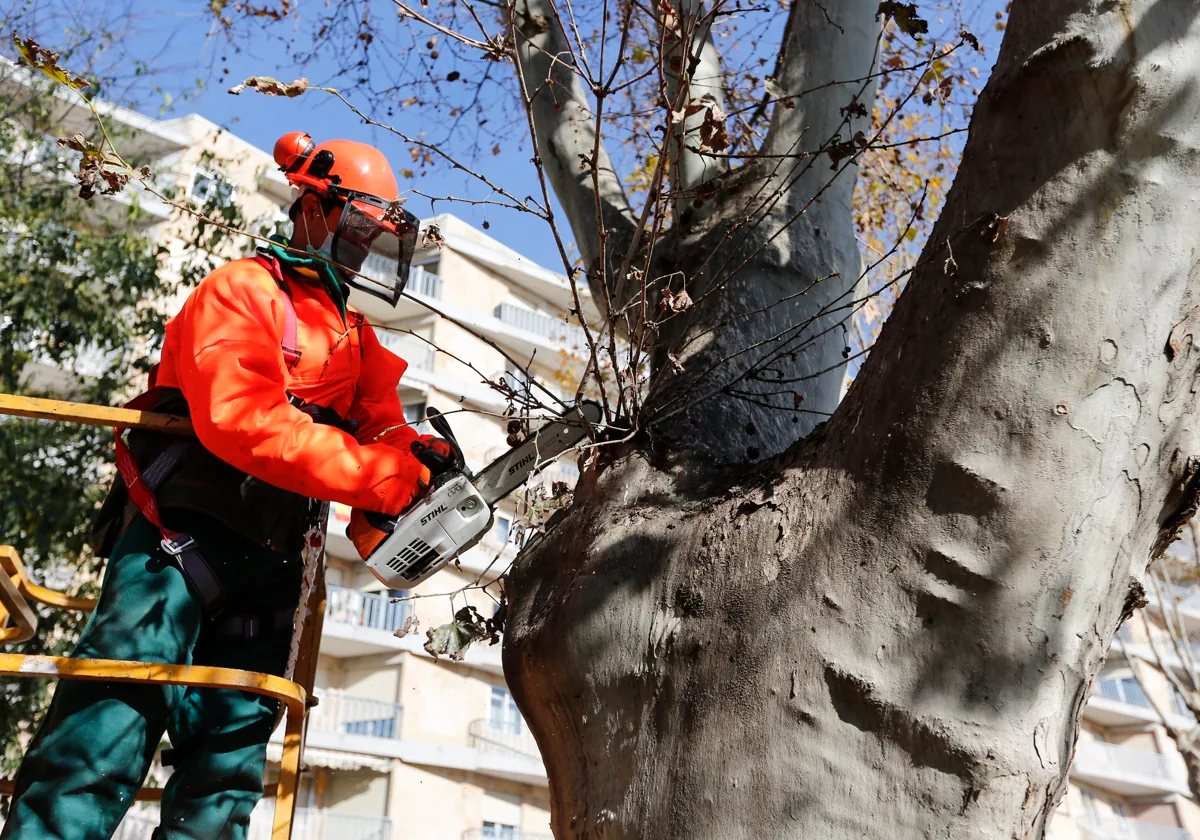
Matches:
[505,2,1200,837]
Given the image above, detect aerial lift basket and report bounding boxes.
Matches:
[0,393,326,840]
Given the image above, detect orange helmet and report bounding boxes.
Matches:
[273,132,399,201]
[273,132,417,307]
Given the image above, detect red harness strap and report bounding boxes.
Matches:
[254,253,301,371]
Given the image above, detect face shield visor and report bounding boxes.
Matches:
[329,191,419,307]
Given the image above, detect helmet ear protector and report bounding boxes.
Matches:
[273,132,315,174]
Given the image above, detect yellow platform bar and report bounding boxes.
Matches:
[0,394,193,435]
[0,655,304,838]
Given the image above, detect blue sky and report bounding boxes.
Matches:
[31,0,1008,270]
[101,3,569,267]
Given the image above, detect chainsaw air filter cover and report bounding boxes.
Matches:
[363,474,494,589]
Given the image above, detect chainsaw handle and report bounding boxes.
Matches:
[424,406,457,446]
[424,406,466,471]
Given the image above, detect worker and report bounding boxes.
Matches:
[1,133,452,840]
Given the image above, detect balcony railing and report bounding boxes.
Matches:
[493,303,588,348]
[1082,815,1192,840]
[469,718,542,761]
[374,329,436,371]
[119,808,392,840]
[249,808,392,840]
[1075,740,1176,782]
[361,256,443,301]
[308,688,403,740]
[325,584,411,634]
[1095,678,1153,709]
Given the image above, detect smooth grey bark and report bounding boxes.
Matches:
[660,0,727,209]
[506,2,1200,838]
[513,0,637,310]
[645,0,879,456]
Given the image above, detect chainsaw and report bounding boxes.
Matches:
[362,400,603,589]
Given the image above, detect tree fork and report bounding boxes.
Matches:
[506,2,1200,838]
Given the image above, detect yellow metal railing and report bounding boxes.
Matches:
[0,394,321,839]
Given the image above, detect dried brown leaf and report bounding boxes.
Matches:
[227,75,309,97]
[12,33,89,91]
[423,223,446,248]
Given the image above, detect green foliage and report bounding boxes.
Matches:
[0,65,243,769]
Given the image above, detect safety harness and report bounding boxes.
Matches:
[112,253,328,634]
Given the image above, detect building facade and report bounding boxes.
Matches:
[1048,596,1200,840]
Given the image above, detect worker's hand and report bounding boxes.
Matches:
[348,509,393,561]
[348,459,432,560]
[411,435,459,476]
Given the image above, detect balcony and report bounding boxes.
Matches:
[309,689,403,741]
[267,686,404,757]
[117,807,392,840]
[493,303,588,350]
[469,719,541,761]
[353,259,443,322]
[1085,678,1161,728]
[446,719,544,785]
[327,584,411,632]
[250,808,392,840]
[317,583,505,671]
[320,584,412,657]
[1072,740,1190,796]
[1080,815,1192,840]
[374,329,436,371]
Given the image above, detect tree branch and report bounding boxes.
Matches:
[659,0,727,211]
[512,0,637,306]
[759,0,879,210]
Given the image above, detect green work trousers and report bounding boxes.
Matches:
[1,511,303,840]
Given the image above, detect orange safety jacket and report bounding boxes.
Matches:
[151,254,427,516]
[93,252,431,561]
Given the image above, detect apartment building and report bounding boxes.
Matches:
[1048,593,1200,840]
[3,62,594,840]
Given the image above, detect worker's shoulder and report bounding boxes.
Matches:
[193,256,282,301]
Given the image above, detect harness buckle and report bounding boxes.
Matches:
[160,535,196,556]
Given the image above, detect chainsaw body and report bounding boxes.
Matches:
[362,400,602,589]
[363,472,492,588]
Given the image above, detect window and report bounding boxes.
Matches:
[402,401,430,434]
[489,687,522,735]
[481,823,518,840]
[493,516,511,546]
[191,166,236,205]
